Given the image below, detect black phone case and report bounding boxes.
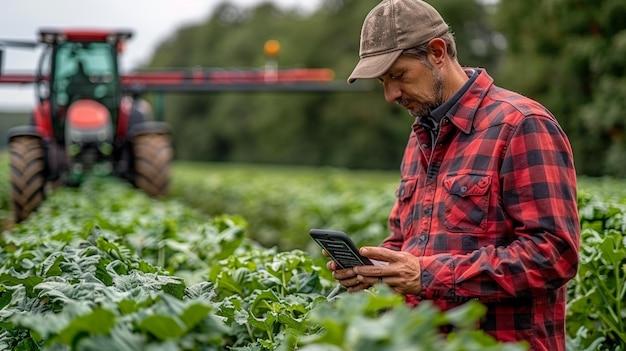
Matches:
[309,228,373,268]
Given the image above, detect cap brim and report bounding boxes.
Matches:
[347,50,403,84]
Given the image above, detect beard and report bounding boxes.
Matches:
[399,67,445,120]
[408,100,441,120]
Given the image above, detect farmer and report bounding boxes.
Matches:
[326,1,580,350]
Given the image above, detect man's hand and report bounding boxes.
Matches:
[353,247,422,295]
[325,247,422,295]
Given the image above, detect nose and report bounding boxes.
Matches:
[383,81,402,103]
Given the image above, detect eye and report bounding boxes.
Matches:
[379,70,404,84]
[389,71,403,80]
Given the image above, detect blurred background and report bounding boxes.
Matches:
[1,0,625,177]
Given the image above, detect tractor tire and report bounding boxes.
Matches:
[9,135,46,222]
[132,132,172,198]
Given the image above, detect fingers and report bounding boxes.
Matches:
[326,261,372,292]
[356,273,393,286]
[330,266,357,281]
[346,281,371,292]
[326,259,339,271]
[337,271,371,292]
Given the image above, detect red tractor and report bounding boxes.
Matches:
[1,29,366,223]
[2,29,171,222]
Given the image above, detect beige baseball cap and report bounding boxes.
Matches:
[348,0,449,83]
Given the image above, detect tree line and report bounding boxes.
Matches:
[140,0,626,176]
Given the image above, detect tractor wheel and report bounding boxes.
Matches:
[132,132,172,197]
[9,135,46,222]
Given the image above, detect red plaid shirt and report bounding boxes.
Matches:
[383,69,580,351]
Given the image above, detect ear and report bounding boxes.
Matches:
[427,38,447,67]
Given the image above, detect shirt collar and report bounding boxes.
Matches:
[414,68,485,134]
[430,68,479,123]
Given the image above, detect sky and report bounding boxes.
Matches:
[0,0,323,110]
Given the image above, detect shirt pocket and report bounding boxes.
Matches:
[443,174,491,233]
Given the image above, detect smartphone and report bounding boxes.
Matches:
[309,228,373,269]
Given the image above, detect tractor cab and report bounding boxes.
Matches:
[38,30,131,141]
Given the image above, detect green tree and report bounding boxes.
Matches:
[493,0,626,176]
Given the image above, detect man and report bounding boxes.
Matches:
[67,61,92,104]
[326,0,580,350]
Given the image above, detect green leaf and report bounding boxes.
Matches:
[0,271,43,297]
[162,281,185,300]
[137,314,185,340]
[12,337,40,351]
[118,299,139,315]
[0,285,14,310]
[41,253,65,277]
[179,302,212,329]
[56,308,116,345]
[599,230,626,266]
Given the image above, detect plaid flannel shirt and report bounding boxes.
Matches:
[383,69,580,351]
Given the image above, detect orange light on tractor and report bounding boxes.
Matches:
[263,39,281,58]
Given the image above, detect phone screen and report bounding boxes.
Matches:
[310,229,373,268]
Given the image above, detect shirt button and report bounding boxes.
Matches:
[460,186,467,193]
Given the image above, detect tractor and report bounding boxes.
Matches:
[2,29,172,222]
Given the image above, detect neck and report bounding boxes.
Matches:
[442,61,470,101]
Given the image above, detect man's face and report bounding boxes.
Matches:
[378,55,444,119]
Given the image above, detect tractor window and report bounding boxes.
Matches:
[53,42,118,105]
[36,47,52,101]
[55,42,115,79]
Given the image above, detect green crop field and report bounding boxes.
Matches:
[0,154,625,350]
[170,161,400,251]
